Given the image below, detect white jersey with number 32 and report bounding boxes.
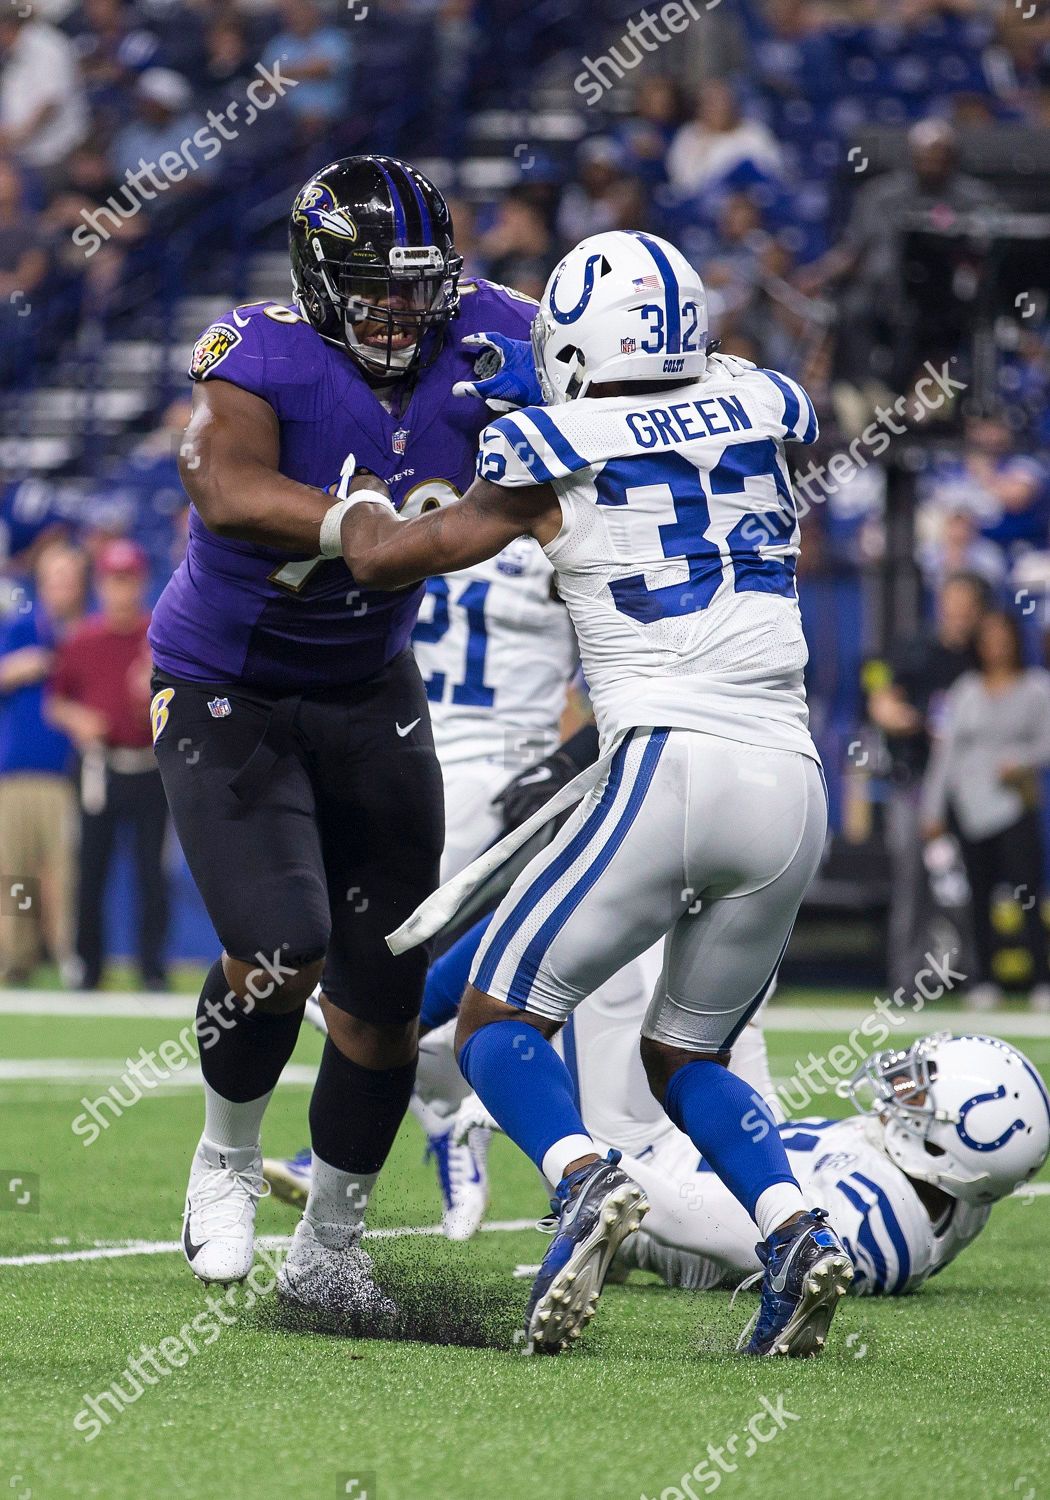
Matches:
[476,358,820,759]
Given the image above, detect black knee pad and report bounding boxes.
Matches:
[322,944,429,1027]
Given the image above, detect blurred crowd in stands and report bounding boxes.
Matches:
[1,0,1049,563]
[4,0,1050,996]
[0,0,1048,378]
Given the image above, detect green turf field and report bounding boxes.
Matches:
[2,994,1048,1500]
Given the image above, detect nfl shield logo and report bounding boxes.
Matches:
[621,337,636,354]
[207,697,231,718]
[392,427,409,456]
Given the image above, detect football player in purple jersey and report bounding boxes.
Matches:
[149,155,537,1319]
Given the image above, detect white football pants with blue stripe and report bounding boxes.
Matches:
[469,727,827,1052]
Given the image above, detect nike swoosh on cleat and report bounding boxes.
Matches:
[769,1233,811,1293]
[396,719,421,737]
[182,1218,206,1262]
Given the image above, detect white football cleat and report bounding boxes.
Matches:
[277,1218,396,1331]
[428,1122,491,1241]
[450,1091,499,1144]
[182,1137,268,1285]
[1030,984,1050,1014]
[615,1229,725,1291]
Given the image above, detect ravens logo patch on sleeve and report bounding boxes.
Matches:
[189,322,242,380]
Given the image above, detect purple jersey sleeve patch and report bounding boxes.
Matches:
[189,303,334,424]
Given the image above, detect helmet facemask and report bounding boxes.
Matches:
[297,238,462,378]
[531,309,587,404]
[847,1038,941,1124]
[531,311,554,404]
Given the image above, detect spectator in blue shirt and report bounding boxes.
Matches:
[919,412,1049,567]
[261,0,352,143]
[109,68,210,200]
[0,540,87,983]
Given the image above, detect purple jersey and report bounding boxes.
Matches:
[149,280,536,694]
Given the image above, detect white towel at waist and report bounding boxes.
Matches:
[385,735,624,956]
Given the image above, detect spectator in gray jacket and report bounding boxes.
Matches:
[922,610,1050,1012]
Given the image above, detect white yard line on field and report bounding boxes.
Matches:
[0,1220,538,1268]
[3,990,1050,1038]
[0,1059,319,1086]
[762,1006,1050,1039]
[1,1191,1045,1270]
[0,990,197,1017]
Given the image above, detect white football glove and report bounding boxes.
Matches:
[706,351,757,379]
[450,1091,500,1147]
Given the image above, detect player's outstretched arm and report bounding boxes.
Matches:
[340,476,561,589]
[179,381,348,552]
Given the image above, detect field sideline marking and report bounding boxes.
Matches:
[1,1190,1045,1270]
[0,1220,538,1268]
[0,1060,320,1086]
[0,991,199,1017]
[4,990,1050,1037]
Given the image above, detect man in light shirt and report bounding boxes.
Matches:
[0,12,88,176]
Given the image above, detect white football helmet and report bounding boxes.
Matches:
[847,1033,1050,1205]
[531,230,709,404]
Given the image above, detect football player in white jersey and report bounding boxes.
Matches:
[402,528,580,1235]
[333,229,854,1358]
[414,536,577,876]
[452,1024,1049,1300]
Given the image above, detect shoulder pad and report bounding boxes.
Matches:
[750,367,819,445]
[189,303,313,382]
[457,278,538,341]
[477,406,592,487]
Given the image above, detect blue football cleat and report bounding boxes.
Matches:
[524,1150,648,1354]
[262,1148,312,1209]
[736,1208,854,1357]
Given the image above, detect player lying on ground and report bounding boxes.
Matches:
[264,947,778,1239]
[155,154,541,1321]
[613,1031,1050,1296]
[330,229,854,1356]
[272,908,1050,1295]
[451,1023,1050,1297]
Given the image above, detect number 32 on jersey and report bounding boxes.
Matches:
[596,439,798,624]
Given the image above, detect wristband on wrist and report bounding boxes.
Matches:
[319,490,395,558]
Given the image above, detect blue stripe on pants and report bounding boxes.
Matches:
[507,729,669,1006]
[561,1015,580,1109]
[473,731,636,994]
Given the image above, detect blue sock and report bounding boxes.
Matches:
[664,1059,799,1220]
[458,1020,590,1175]
[420,916,490,1031]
